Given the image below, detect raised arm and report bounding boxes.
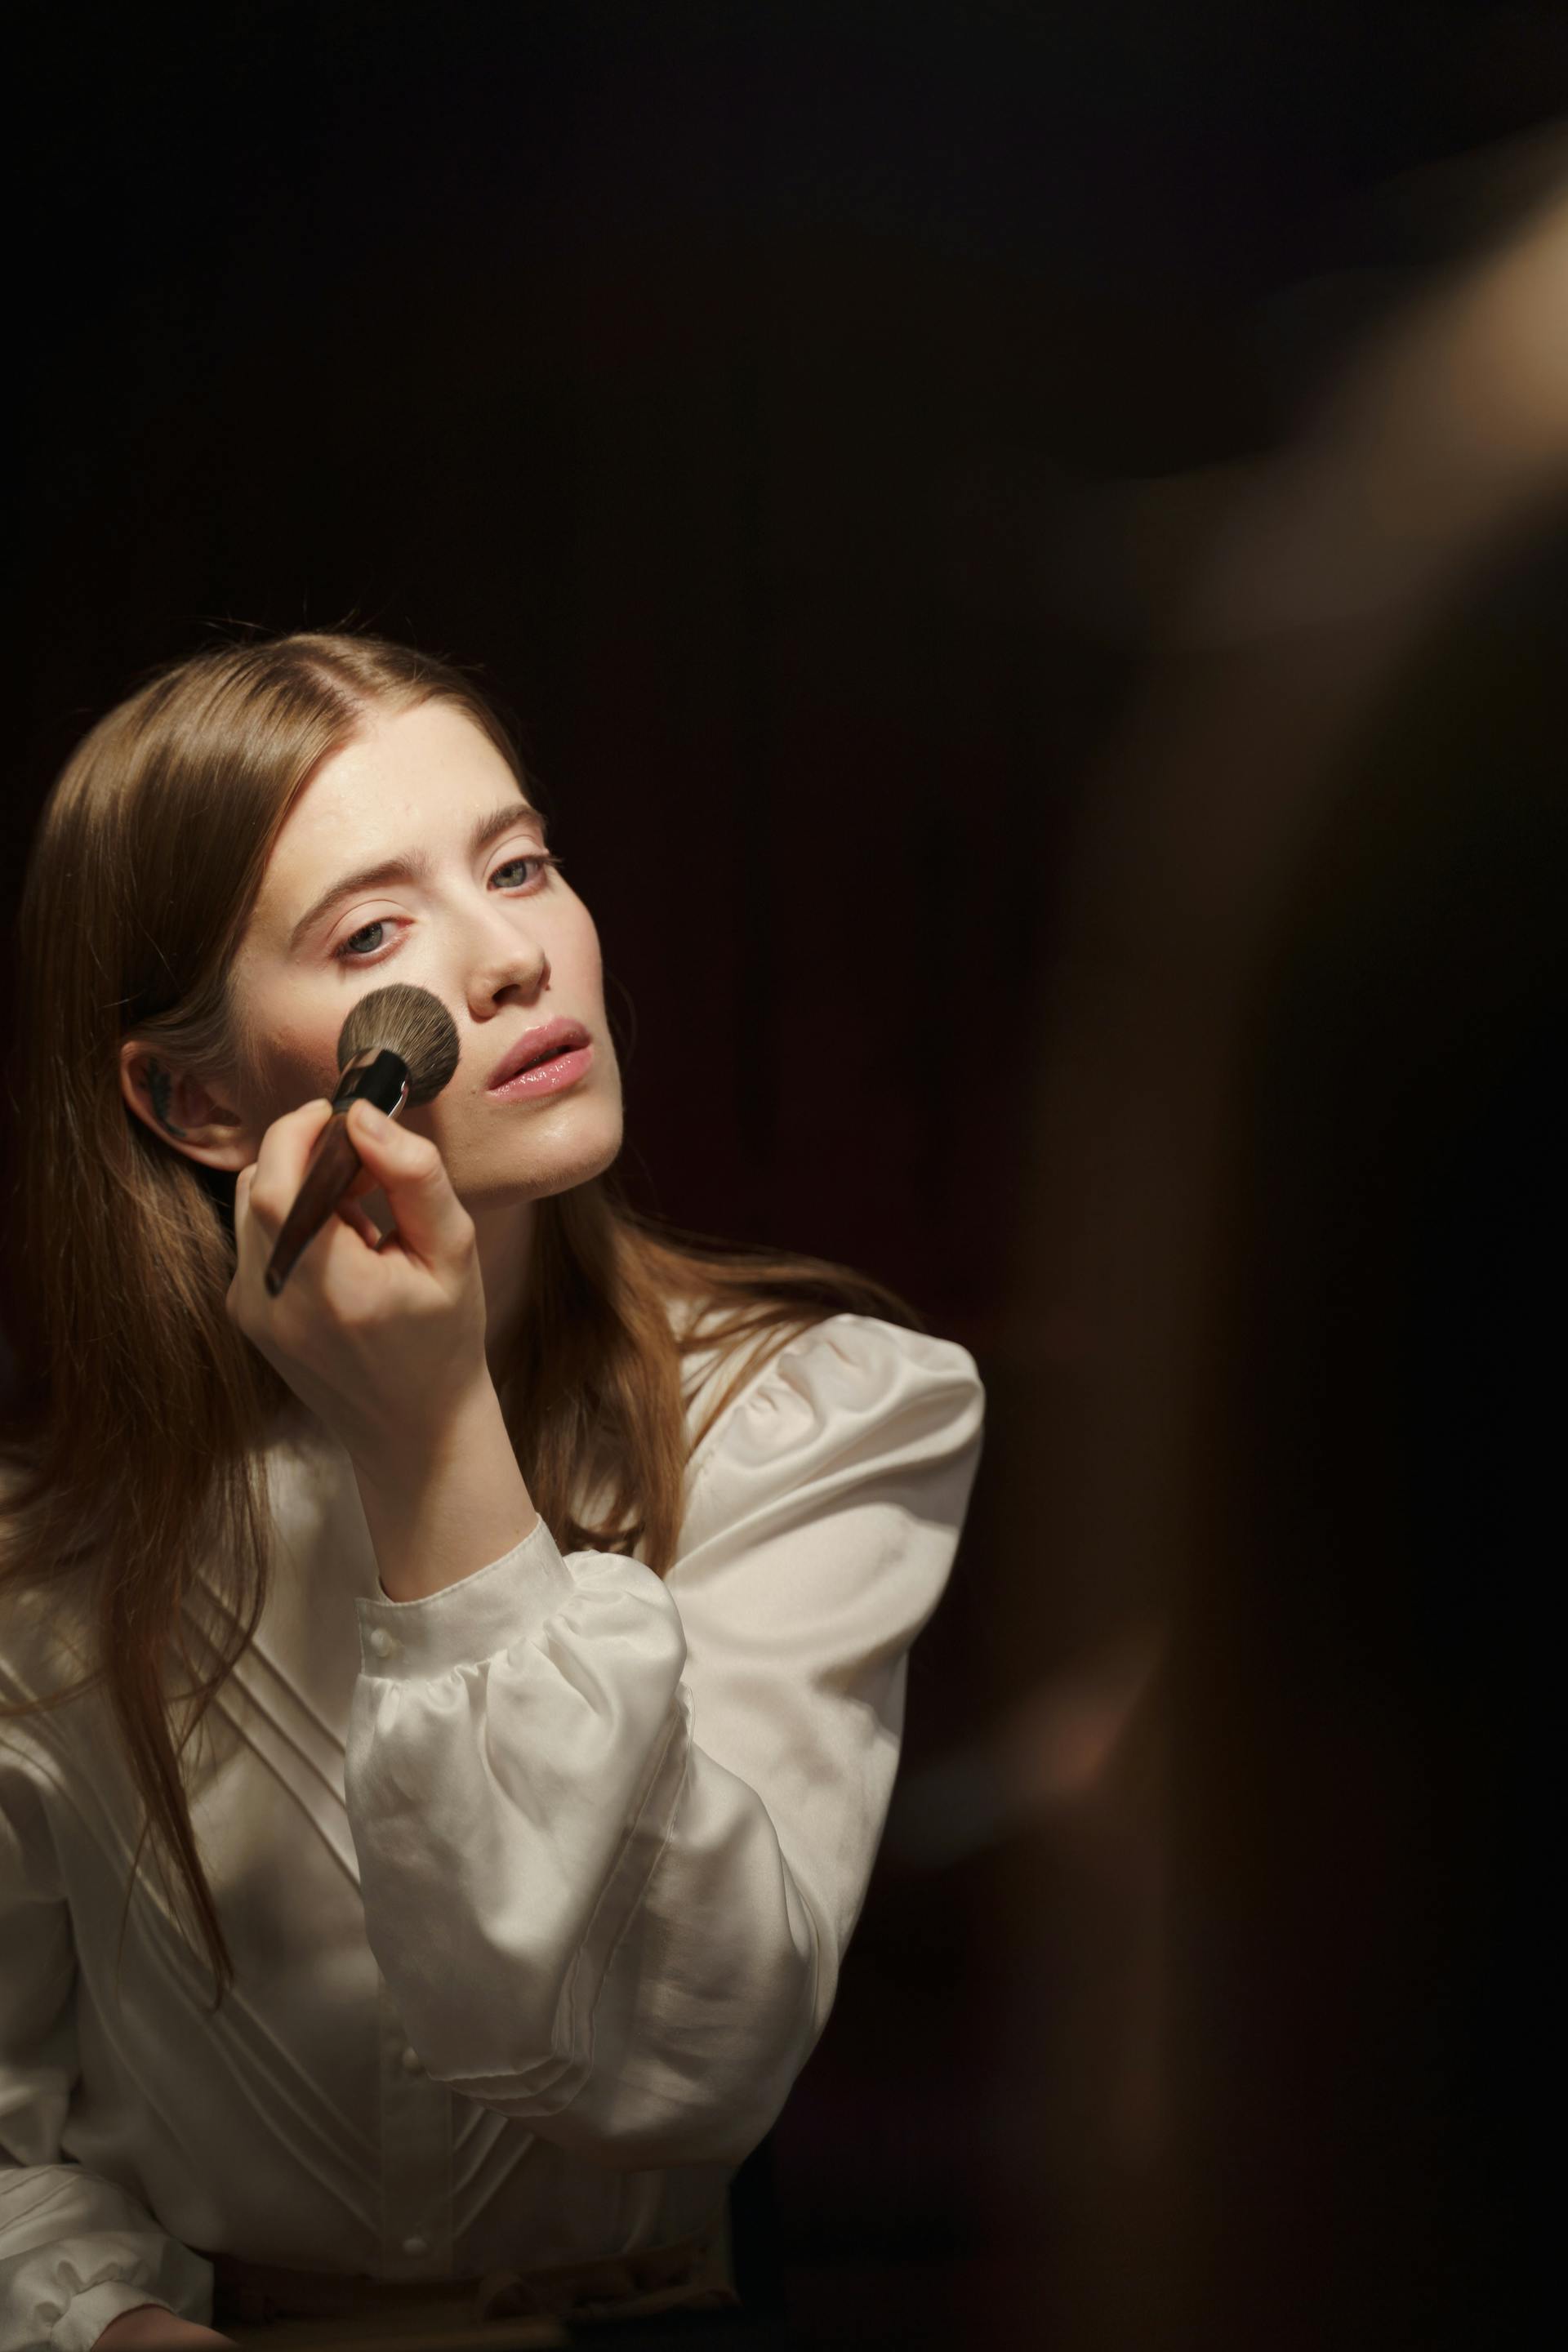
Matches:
[342,1313,985,2168]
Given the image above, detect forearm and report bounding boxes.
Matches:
[350,1378,541,1603]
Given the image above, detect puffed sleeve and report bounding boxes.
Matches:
[344,1312,985,2171]
[0,1747,216,2352]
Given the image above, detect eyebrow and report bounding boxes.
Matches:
[287,800,549,952]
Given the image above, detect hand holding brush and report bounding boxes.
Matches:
[225,983,495,1465]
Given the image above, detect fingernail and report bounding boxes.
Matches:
[354,1099,390,1130]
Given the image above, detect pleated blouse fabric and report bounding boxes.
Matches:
[0,1310,985,2352]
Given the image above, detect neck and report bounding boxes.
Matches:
[474,1196,537,1388]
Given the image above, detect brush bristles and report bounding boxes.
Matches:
[336,983,461,1104]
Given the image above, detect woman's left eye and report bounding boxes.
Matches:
[332,854,562,963]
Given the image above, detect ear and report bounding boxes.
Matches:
[119,1040,258,1174]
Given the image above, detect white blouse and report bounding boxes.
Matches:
[0,1311,984,2352]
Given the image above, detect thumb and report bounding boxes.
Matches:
[345,1098,466,1267]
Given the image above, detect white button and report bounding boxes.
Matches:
[368,1628,394,1658]
[400,2044,423,2074]
[402,2235,429,2259]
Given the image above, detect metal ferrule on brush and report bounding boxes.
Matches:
[331,1047,412,1122]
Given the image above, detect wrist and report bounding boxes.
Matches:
[351,1377,541,1604]
[347,1371,503,1492]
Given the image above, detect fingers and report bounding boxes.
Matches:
[344,1098,473,1272]
[234,1096,337,1246]
[229,1099,376,1319]
[243,1097,337,1225]
[227,1095,463,1339]
[336,1196,384,1248]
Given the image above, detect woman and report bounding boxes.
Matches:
[0,632,985,2350]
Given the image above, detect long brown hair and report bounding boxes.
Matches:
[0,628,924,2015]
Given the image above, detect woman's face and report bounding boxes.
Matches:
[223,697,623,1212]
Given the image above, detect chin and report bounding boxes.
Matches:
[467,1113,625,1208]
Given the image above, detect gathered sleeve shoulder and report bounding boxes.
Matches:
[344,1312,986,2171]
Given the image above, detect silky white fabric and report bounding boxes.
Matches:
[0,1311,984,2352]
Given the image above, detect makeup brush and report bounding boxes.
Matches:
[264,983,461,1298]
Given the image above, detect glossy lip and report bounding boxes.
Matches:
[485,1017,591,1090]
[490,1044,593,1103]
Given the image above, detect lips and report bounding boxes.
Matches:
[486,1018,591,1089]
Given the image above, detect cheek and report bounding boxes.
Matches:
[252,1023,346,1118]
[228,946,351,1118]
[563,906,606,991]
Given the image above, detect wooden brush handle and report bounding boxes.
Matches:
[264,1110,367,1298]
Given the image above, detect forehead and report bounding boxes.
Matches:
[265,701,517,877]
[239,701,538,970]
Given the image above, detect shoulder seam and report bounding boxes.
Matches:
[679,1312,915,1518]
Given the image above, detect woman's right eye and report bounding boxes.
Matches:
[335,919,394,962]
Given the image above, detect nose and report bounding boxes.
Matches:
[461,893,550,1019]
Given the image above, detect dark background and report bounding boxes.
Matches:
[7,6,1566,2346]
